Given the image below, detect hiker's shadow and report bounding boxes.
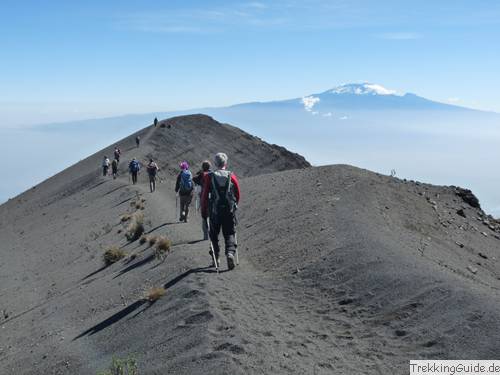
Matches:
[73,299,150,340]
[146,222,182,234]
[163,266,226,290]
[73,266,225,341]
[113,254,155,279]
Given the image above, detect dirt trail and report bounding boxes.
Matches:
[125,173,392,374]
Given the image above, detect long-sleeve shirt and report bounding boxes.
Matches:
[201,169,240,218]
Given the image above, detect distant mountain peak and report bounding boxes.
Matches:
[327,83,402,96]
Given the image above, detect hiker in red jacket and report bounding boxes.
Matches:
[201,153,240,270]
[193,160,212,240]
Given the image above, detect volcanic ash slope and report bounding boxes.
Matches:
[0,115,499,374]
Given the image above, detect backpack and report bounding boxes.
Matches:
[130,160,140,173]
[147,163,157,176]
[209,171,237,216]
[179,170,193,194]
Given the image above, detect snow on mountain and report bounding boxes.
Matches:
[328,83,401,96]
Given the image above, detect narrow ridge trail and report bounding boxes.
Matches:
[121,172,392,375]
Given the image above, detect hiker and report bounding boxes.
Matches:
[175,161,194,222]
[102,156,110,176]
[113,146,121,162]
[111,159,118,179]
[146,158,159,192]
[128,158,141,184]
[201,153,240,270]
[193,160,211,240]
[153,117,158,127]
[135,136,140,148]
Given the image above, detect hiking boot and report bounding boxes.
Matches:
[227,253,235,271]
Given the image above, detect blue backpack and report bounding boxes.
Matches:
[130,160,140,173]
[179,170,193,193]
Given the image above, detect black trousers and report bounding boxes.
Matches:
[209,210,236,258]
[131,171,138,184]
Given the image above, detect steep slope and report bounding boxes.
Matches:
[1,116,499,374]
[238,166,500,371]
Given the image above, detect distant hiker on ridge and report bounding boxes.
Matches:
[102,156,110,176]
[128,158,141,184]
[193,160,212,240]
[111,158,118,179]
[135,136,140,148]
[113,146,121,162]
[201,152,240,270]
[146,158,159,192]
[175,161,194,222]
[153,117,158,127]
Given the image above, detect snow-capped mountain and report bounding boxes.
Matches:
[328,83,400,96]
[3,83,500,217]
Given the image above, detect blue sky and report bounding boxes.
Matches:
[1,0,500,127]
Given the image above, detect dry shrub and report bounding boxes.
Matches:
[154,236,171,260]
[103,246,125,265]
[145,287,166,302]
[97,355,138,375]
[148,236,158,246]
[126,212,145,241]
[135,202,145,210]
[120,214,131,222]
[139,235,147,245]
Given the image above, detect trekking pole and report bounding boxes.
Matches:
[207,221,219,274]
[235,232,239,265]
[175,193,178,220]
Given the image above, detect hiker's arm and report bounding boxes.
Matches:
[231,174,240,203]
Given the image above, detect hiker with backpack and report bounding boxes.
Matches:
[128,158,141,184]
[114,146,121,163]
[102,156,110,176]
[193,160,212,240]
[111,158,118,179]
[175,161,194,222]
[135,136,140,148]
[146,158,159,192]
[201,153,240,270]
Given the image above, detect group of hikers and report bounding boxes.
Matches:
[100,132,240,270]
[175,153,240,270]
[102,144,159,192]
[101,146,123,179]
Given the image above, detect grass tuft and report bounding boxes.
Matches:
[126,212,145,241]
[103,246,126,266]
[120,214,131,222]
[144,287,166,302]
[154,236,171,261]
[97,355,138,375]
[148,236,158,246]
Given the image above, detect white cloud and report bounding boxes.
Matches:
[447,97,461,103]
[301,95,320,112]
[339,115,349,120]
[322,112,332,117]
